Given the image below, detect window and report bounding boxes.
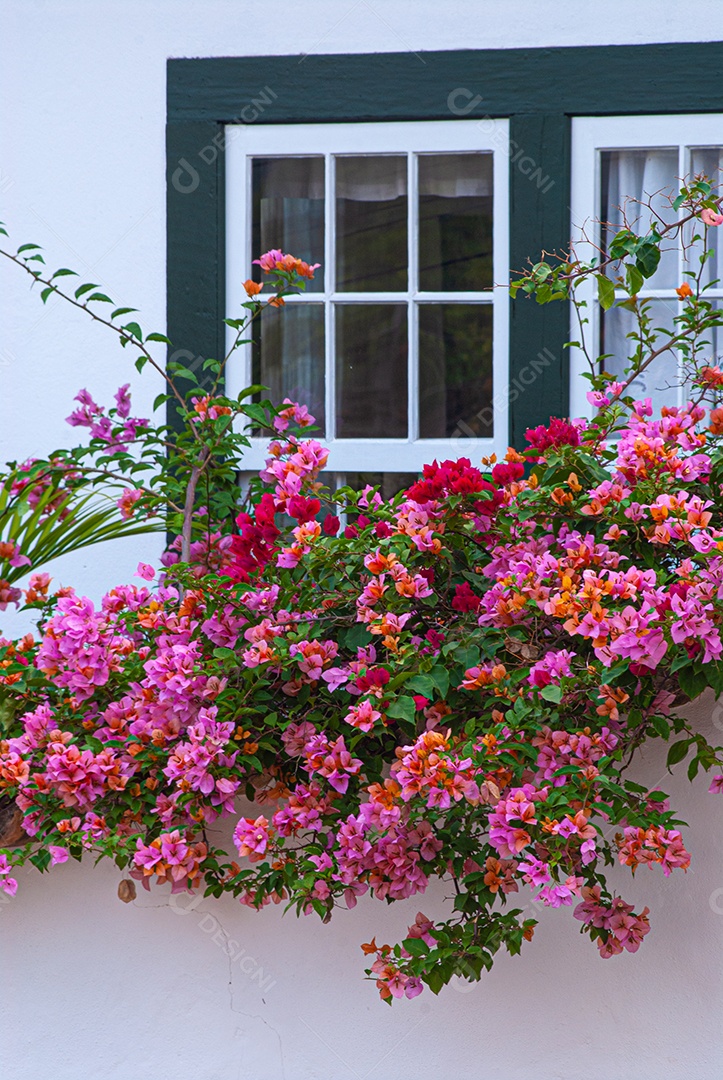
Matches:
[570,115,723,419]
[225,121,509,474]
[167,45,723,455]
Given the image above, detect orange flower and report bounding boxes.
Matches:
[268,296,285,308]
[710,407,723,435]
[243,279,262,297]
[700,365,723,387]
[675,281,693,300]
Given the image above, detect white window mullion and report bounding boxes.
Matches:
[491,134,511,446]
[677,142,688,409]
[408,152,418,441]
[325,152,336,440]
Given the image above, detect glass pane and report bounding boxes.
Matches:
[601,300,679,414]
[335,304,407,437]
[253,304,326,433]
[419,304,493,438]
[336,156,407,292]
[600,149,679,290]
[686,148,723,290]
[252,157,324,293]
[693,299,723,379]
[419,153,493,291]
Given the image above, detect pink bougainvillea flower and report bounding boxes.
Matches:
[117,488,143,520]
[701,207,723,227]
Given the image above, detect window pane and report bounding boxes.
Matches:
[687,148,723,289]
[600,149,679,290]
[252,157,324,293]
[419,153,493,291]
[253,304,326,433]
[336,156,407,292]
[419,304,493,439]
[335,304,407,437]
[601,300,678,413]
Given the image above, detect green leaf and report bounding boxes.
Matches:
[678,666,708,702]
[17,243,41,254]
[596,274,616,311]
[625,264,644,296]
[86,292,113,304]
[430,665,450,699]
[74,282,100,299]
[635,240,661,279]
[122,321,144,341]
[424,967,446,996]
[666,740,690,768]
[51,268,78,279]
[402,937,429,957]
[343,624,371,649]
[651,714,671,740]
[243,403,270,427]
[406,674,436,698]
[540,684,562,703]
[145,332,172,344]
[385,696,416,724]
[111,306,138,319]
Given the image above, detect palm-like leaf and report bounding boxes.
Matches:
[0,467,161,584]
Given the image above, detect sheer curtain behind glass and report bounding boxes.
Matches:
[690,148,723,290]
[600,149,679,403]
[252,158,326,427]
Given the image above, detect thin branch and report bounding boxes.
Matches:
[180,447,211,562]
[0,246,195,431]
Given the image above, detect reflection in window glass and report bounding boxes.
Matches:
[336,156,407,292]
[335,305,407,438]
[419,304,493,438]
[253,304,326,433]
[419,154,493,291]
[252,157,325,293]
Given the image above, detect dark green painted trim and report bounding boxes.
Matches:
[168,43,723,123]
[508,114,571,444]
[166,121,226,429]
[166,42,723,446]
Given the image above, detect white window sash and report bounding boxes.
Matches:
[569,114,723,421]
[225,119,510,471]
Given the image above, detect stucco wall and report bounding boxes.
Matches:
[2,4,723,1077]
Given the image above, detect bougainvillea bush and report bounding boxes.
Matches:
[1,183,723,1002]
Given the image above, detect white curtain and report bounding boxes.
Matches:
[602,148,679,289]
[601,147,723,399]
[690,147,723,291]
[602,149,679,404]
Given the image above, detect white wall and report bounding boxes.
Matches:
[2,4,723,1077]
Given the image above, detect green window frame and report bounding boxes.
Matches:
[167,42,723,447]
